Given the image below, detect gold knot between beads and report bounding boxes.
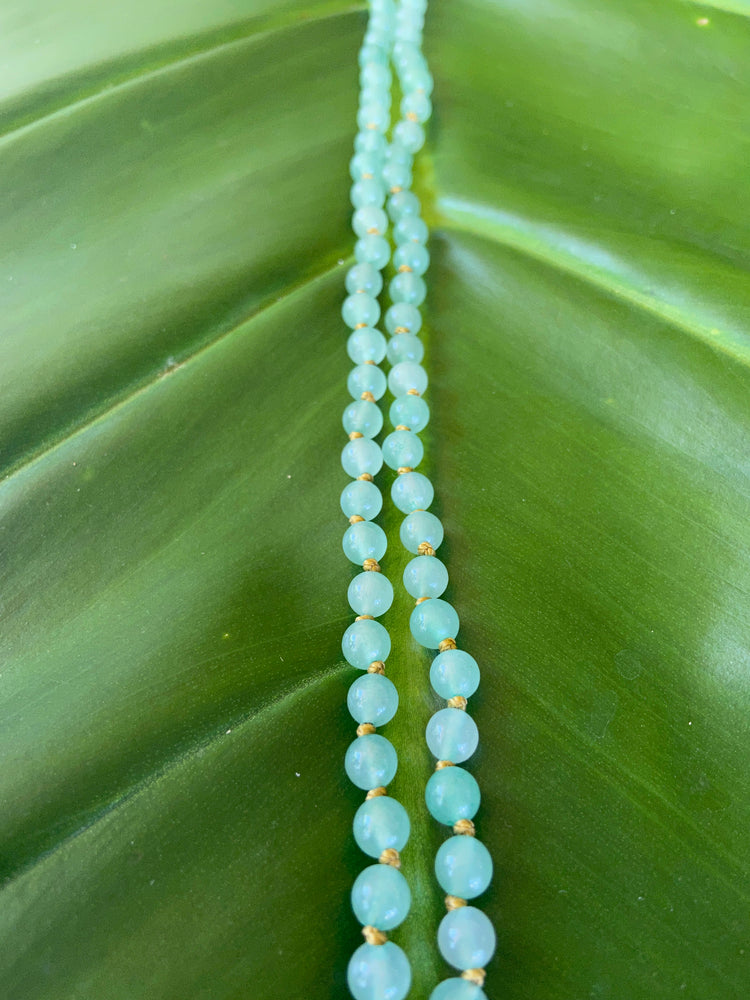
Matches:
[390,185,403,193]
[398,264,413,272]
[447,695,468,711]
[406,111,419,122]
[445,895,467,910]
[357,722,377,736]
[394,326,409,333]
[436,760,454,770]
[418,542,436,557]
[395,424,411,431]
[363,559,381,573]
[349,515,365,525]
[355,322,368,328]
[360,391,376,402]
[379,848,401,868]
[453,818,476,837]
[439,637,458,652]
[357,473,374,482]
[397,466,414,475]
[349,431,364,439]
[362,925,388,945]
[355,614,375,621]
[367,660,386,674]
[362,172,374,179]
[462,969,487,988]
[366,786,387,799]
[366,227,380,234]
[406,388,420,396]
[415,596,430,605]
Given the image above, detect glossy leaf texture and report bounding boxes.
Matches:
[2,0,750,998]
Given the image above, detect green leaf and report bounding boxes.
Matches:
[2,0,750,998]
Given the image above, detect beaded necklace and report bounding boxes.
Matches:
[340,2,495,998]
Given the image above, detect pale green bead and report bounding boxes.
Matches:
[403,555,448,598]
[390,395,429,433]
[425,766,481,825]
[355,234,391,269]
[353,206,388,238]
[348,327,387,365]
[382,161,412,191]
[351,178,386,209]
[387,190,421,221]
[394,119,425,153]
[430,979,486,1000]
[386,332,424,365]
[347,673,399,725]
[388,361,428,397]
[360,90,390,117]
[391,470,433,512]
[343,399,383,438]
[343,521,387,564]
[348,364,387,400]
[394,215,428,244]
[411,599,460,650]
[350,151,382,181]
[355,130,387,157]
[430,650,480,699]
[390,271,426,306]
[437,907,496,970]
[402,66,433,95]
[342,618,391,668]
[352,863,411,931]
[385,142,412,167]
[348,571,394,617]
[400,509,443,553]
[425,707,477,762]
[393,243,429,276]
[347,942,411,1000]
[342,438,383,478]
[357,103,390,132]
[383,430,423,471]
[360,62,392,89]
[358,44,389,69]
[385,302,422,334]
[345,734,397,790]
[353,795,410,857]
[343,293,380,330]
[341,480,382,520]
[401,91,432,123]
[435,836,493,899]
[346,263,383,296]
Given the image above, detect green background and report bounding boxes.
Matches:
[1,0,749,997]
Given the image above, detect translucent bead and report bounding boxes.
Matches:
[347,941,411,1000]
[390,395,430,433]
[435,836,493,899]
[430,650,480,699]
[348,327,387,365]
[385,303,422,334]
[385,142,412,167]
[343,521,387,565]
[342,438,383,478]
[387,190,421,221]
[389,361,428,397]
[429,979,486,1000]
[383,430,424,471]
[345,734,398,790]
[347,673,399,725]
[391,470,433,512]
[425,707,477,762]
[357,104,390,132]
[394,120,425,153]
[389,271,426,306]
[346,263,384,297]
[351,863,411,930]
[343,399,384,438]
[403,555,448,599]
[351,178,386,209]
[343,294,380,330]
[400,509,443,553]
[341,480,382,520]
[358,44,389,69]
[359,91,390,115]
[393,243,429,276]
[360,62,392,89]
[355,234,391,269]
[348,364,387,401]
[402,67,434,95]
[386,332,424,365]
[353,206,389,238]
[353,795,411,857]
[383,161,412,191]
[394,215,429,244]
[342,619,391,668]
[425,766,481,825]
[401,91,432,122]
[355,130,387,157]
[411,599,459,650]
[437,906,496,970]
[350,151,383,182]
[348,571,394,617]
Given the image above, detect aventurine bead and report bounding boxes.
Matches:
[425,766,481,825]
[393,243,429,276]
[385,302,422,334]
[342,618,391,668]
[411,599,460,650]
[343,521,387,564]
[389,271,426,306]
[353,206,389,238]
[343,293,380,330]
[400,509,443,552]
[347,672,399,726]
[343,399,383,438]
[394,215,429,245]
[353,795,411,857]
[425,707,478,762]
[354,130,387,158]
[348,327,387,365]
[393,119,425,153]
[348,571,394,617]
[403,555,448,599]
[386,332,423,366]
[401,91,432,123]
[348,364,387,401]
[437,906,496,970]
[390,395,430,433]
[382,429,423,471]
[388,361,428,397]
[342,438,383,478]
[430,650,480,699]
[341,479,382,520]
[355,234,391,269]
[382,161,412,192]
[387,190,421,221]
[347,941,411,1000]
[351,863,411,930]
[351,178,386,209]
[429,979,486,1000]
[346,263,383,297]
[345,733,398,790]
[435,835,493,899]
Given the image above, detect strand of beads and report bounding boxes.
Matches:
[343,4,413,1000]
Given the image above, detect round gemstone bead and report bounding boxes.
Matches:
[346,263,384,297]
[342,438,383,478]
[345,734,398,790]
[347,672,399,726]
[389,271,426,306]
[350,151,382,182]
[353,795,411,857]
[353,206,389,238]
[351,178,386,209]
[430,650,480,699]
[383,430,424,471]
[348,327,387,365]
[425,707,478,762]
[403,555,449,599]
[437,906,496,971]
[347,941,411,1000]
[411,598,459,649]
[389,361,428,397]
[385,142,412,167]
[348,364,387,401]
[342,619,391,669]
[348,571,394,617]
[343,399,384,438]
[343,293,380,330]
[400,509,443,552]
[425,766,481,825]
[393,242,430,276]
[389,395,430,433]
[393,119,425,153]
[387,190,421,221]
[385,303,422,334]
[401,91,432,122]
[341,480,383,521]
[354,130,387,157]
[355,234,391,269]
[343,521,387,564]
[394,215,429,244]
[357,103,390,133]
[386,332,424,365]
[351,863,411,930]
[429,979,486,1000]
[435,836,493,899]
[391,470,433,512]
[358,44,389,69]
[360,62,392,89]
[383,161,412,191]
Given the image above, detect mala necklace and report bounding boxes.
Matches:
[339,1,495,998]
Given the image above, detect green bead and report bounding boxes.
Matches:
[425,707,477,762]
[385,303,422,334]
[343,399,384,438]
[382,430,423,471]
[400,510,443,553]
[351,178,386,208]
[348,571,394,616]
[347,673,399,725]
[353,206,388,238]
[360,62,392,88]
[430,979,486,1000]
[347,942,411,1000]
[350,151,382,181]
[387,190,421,221]
[358,44,389,69]
[401,91,432,122]
[393,243,429,276]
[435,836,493,899]
[341,480,382,520]
[411,599,459,650]
[386,332,424,365]
[347,263,384,297]
[388,361,428,397]
[355,234,391,269]
[348,364,387,401]
[389,395,430,433]
[393,119,425,152]
[353,795,410,857]
[343,293,380,329]
[437,907,495,971]
[343,521,387,564]
[342,438,383,478]
[342,619,391,668]
[357,103,390,132]
[403,555,448,598]
[351,863,411,930]
[385,142,412,167]
[394,215,428,244]
[425,766,481,825]
[382,161,412,191]
[389,271,426,306]
[430,650,480,699]
[345,733,398,790]
[348,327,387,365]
[354,130,387,157]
